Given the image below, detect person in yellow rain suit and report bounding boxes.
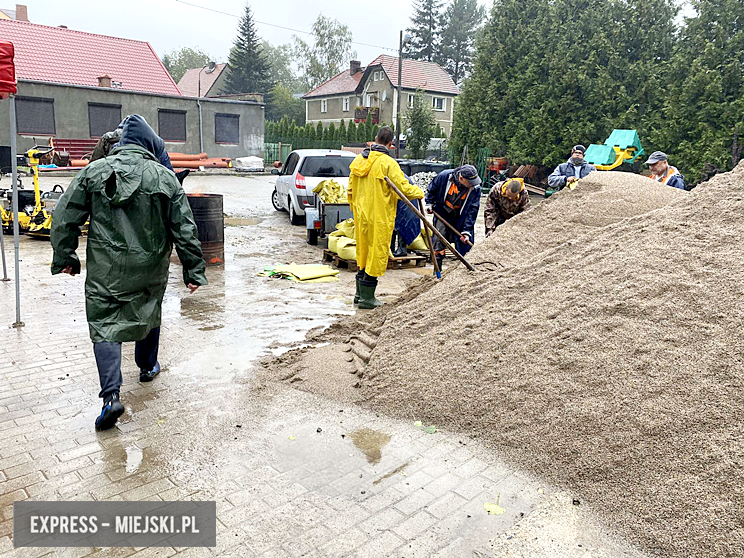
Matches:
[348,126,424,309]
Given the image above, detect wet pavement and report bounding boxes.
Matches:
[0,174,643,557]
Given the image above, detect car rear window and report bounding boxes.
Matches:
[299,156,353,177]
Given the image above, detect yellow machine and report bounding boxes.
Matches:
[1,146,54,235]
[584,129,645,171]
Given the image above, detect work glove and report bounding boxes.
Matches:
[425,204,433,214]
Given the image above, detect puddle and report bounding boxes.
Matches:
[198,324,225,331]
[125,445,144,473]
[225,217,264,226]
[347,428,391,465]
[373,461,410,485]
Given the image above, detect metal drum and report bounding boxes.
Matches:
[186,193,224,266]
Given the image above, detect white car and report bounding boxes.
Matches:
[271,149,355,225]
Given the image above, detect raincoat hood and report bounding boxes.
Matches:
[119,114,166,159]
[350,150,387,178]
[105,145,159,206]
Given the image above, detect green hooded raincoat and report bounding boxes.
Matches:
[51,145,207,343]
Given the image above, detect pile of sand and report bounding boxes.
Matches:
[356,168,743,556]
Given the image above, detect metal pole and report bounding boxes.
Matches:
[395,30,403,159]
[0,214,7,281]
[385,177,475,271]
[9,95,23,327]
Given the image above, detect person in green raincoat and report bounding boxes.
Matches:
[51,114,207,431]
[348,126,424,309]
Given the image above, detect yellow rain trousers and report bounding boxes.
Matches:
[348,150,424,277]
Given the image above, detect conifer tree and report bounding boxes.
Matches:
[222,3,273,95]
[439,0,485,83]
[407,0,444,62]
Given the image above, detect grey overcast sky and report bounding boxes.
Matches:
[22,0,492,66]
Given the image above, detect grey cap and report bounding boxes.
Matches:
[457,164,482,187]
[572,144,586,154]
[645,151,668,164]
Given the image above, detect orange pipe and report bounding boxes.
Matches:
[168,152,208,161]
[170,159,230,169]
[71,159,89,167]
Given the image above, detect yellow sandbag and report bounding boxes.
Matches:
[328,230,344,253]
[312,179,347,203]
[273,263,340,282]
[407,233,429,251]
[337,236,357,260]
[335,218,355,239]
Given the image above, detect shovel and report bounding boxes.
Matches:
[384,177,475,272]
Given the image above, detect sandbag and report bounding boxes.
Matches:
[328,230,344,254]
[312,179,347,203]
[335,218,355,239]
[337,236,357,260]
[408,232,429,251]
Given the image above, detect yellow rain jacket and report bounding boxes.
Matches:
[348,149,424,277]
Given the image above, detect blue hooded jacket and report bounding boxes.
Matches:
[425,167,481,255]
[119,114,173,171]
[547,159,596,189]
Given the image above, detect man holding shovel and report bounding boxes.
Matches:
[425,164,481,270]
[348,126,424,309]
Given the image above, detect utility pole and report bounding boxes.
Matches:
[395,31,410,159]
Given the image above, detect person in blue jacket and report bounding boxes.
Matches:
[547,144,596,192]
[425,164,481,270]
[646,151,686,190]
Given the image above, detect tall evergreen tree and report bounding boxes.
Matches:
[407,0,444,62]
[347,120,357,144]
[222,3,273,95]
[660,0,744,181]
[439,0,485,83]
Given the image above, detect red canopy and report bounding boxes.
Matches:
[0,41,16,99]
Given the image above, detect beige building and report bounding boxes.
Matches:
[303,55,459,137]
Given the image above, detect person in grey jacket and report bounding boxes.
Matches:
[547,145,596,190]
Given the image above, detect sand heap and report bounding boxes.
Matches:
[360,169,743,557]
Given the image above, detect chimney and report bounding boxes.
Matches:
[350,60,361,75]
[15,4,28,22]
[97,75,112,88]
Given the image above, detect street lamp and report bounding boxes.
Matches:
[395,32,411,159]
[198,61,216,98]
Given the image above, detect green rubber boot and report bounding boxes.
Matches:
[358,283,384,310]
[353,270,364,304]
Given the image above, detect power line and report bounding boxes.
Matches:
[174,0,398,53]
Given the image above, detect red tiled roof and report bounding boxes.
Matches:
[0,19,181,95]
[370,55,459,95]
[177,63,227,97]
[302,67,364,99]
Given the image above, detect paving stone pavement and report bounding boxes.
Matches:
[0,176,641,558]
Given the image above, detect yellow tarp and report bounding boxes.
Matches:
[312,179,347,204]
[258,263,339,283]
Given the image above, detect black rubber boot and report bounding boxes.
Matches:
[358,273,383,310]
[354,269,364,304]
[435,254,444,272]
[391,231,408,257]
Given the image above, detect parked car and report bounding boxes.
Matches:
[271,149,355,225]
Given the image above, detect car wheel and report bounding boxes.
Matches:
[289,196,304,225]
[272,188,285,212]
[307,229,318,245]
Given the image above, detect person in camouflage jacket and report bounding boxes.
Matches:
[484,178,531,237]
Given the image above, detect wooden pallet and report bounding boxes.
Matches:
[323,250,428,272]
[323,249,358,272]
[387,254,427,270]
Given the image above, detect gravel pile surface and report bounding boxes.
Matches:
[409,171,437,189]
[359,168,743,557]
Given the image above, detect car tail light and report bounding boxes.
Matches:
[295,172,306,189]
[313,220,321,229]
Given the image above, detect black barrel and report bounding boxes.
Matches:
[186,193,224,266]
